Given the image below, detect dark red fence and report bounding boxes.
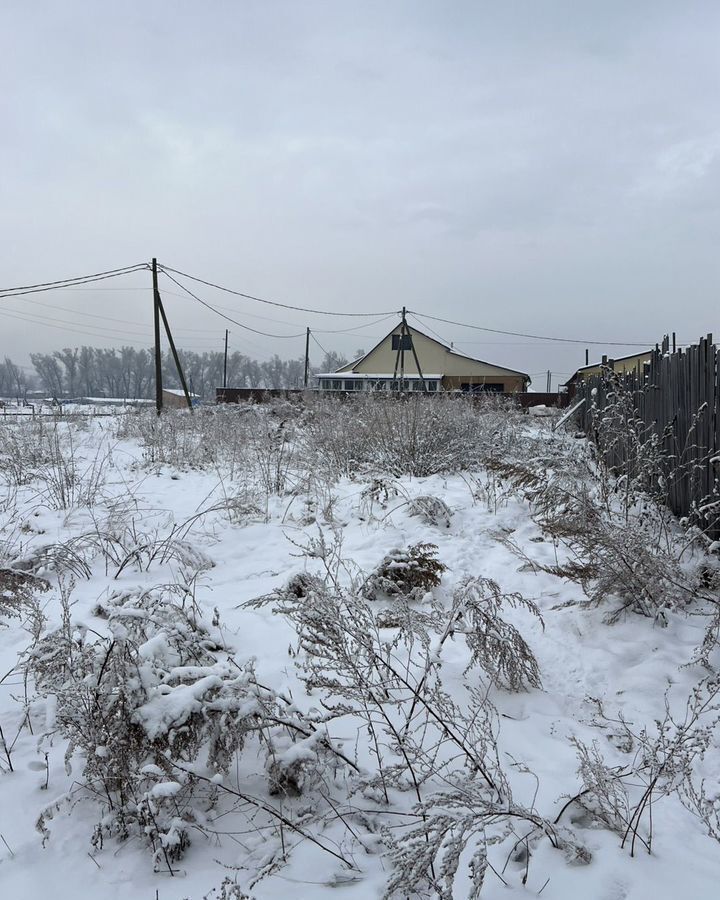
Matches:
[216,387,568,409]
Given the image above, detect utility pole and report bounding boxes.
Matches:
[152,258,163,415]
[546,370,551,392]
[392,308,426,392]
[405,312,426,391]
[156,291,193,411]
[223,329,229,389]
[585,348,589,366]
[304,326,310,388]
[152,257,192,412]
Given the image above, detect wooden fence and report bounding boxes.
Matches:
[576,334,719,536]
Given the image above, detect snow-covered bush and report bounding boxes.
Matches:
[589,378,669,516]
[0,567,48,633]
[248,533,554,897]
[0,418,111,508]
[363,542,447,601]
[28,584,343,871]
[570,678,720,855]
[247,412,297,494]
[302,393,523,478]
[408,494,453,528]
[0,419,55,485]
[120,407,222,469]
[494,429,713,622]
[453,576,543,690]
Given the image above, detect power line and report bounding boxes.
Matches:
[0,304,151,338]
[309,332,330,356]
[0,306,151,340]
[0,262,148,293]
[2,294,214,334]
[314,314,399,335]
[0,260,690,351]
[409,310,655,348]
[159,263,398,318]
[159,270,306,339]
[156,265,660,345]
[406,312,451,345]
[0,308,152,344]
[0,263,149,299]
[160,288,316,331]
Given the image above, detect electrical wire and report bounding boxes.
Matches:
[159,263,398,318]
[0,308,152,344]
[309,332,330,356]
[0,306,151,340]
[0,260,690,355]
[159,270,306,339]
[158,289,313,330]
[408,310,655,347]
[0,262,148,293]
[157,265,663,346]
[406,312,451,345]
[10,294,226,336]
[314,314,399,334]
[0,263,149,299]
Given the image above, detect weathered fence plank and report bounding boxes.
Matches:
[577,338,720,538]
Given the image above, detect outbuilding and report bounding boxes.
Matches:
[162,388,200,408]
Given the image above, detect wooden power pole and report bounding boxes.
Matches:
[223,329,229,389]
[152,257,193,413]
[152,258,163,415]
[392,308,426,391]
[156,296,193,410]
[304,327,310,388]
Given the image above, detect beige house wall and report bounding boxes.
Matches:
[575,351,652,381]
[442,374,526,392]
[337,327,528,389]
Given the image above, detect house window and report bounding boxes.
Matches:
[391,334,413,351]
[427,381,437,391]
[331,379,342,391]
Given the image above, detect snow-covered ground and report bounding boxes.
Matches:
[0,399,156,425]
[0,401,718,899]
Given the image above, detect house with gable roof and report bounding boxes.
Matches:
[316,323,530,393]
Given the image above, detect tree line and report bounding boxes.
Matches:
[0,345,355,400]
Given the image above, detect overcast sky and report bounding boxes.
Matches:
[2,1,719,388]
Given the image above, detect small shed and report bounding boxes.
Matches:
[162,388,200,409]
